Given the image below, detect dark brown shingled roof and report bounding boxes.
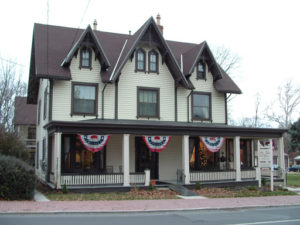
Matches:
[14,97,37,125]
[213,67,242,94]
[28,17,242,103]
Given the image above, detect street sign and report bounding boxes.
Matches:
[258,140,272,168]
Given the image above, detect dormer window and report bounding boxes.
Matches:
[149,50,158,73]
[136,48,146,71]
[197,61,206,79]
[80,48,92,68]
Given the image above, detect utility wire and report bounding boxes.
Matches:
[69,0,92,50]
[0,57,27,68]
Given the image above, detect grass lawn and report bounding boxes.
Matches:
[287,173,300,187]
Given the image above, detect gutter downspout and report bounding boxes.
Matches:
[187,90,193,123]
[102,84,107,119]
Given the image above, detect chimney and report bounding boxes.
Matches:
[93,19,98,30]
[156,13,163,35]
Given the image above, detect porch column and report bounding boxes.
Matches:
[54,132,62,189]
[122,134,130,186]
[234,136,241,181]
[278,136,286,184]
[182,135,190,184]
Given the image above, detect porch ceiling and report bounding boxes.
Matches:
[45,119,286,138]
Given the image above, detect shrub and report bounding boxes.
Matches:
[149,181,154,191]
[246,186,258,191]
[261,177,267,186]
[195,182,202,190]
[62,184,68,194]
[0,154,36,200]
[0,127,29,163]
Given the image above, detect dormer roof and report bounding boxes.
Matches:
[28,18,242,104]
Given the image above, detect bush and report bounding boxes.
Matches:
[62,184,68,194]
[195,182,202,190]
[149,181,154,191]
[246,186,258,191]
[0,154,36,200]
[261,177,267,186]
[0,127,29,162]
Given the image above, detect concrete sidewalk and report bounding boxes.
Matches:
[1,195,300,214]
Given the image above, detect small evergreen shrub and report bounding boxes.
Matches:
[62,184,68,194]
[195,182,202,190]
[261,177,267,186]
[149,181,154,191]
[0,154,36,200]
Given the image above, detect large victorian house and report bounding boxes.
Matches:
[27,15,286,189]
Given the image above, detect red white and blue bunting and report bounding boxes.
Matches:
[200,137,225,152]
[77,134,110,152]
[142,136,171,152]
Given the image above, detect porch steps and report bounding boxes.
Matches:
[168,184,199,197]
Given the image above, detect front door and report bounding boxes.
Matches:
[135,137,159,179]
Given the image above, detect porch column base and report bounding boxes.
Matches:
[122,134,130,187]
[234,136,241,182]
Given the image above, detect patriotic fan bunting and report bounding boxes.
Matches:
[142,136,171,152]
[77,134,110,152]
[200,137,225,152]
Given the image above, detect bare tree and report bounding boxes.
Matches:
[213,45,241,75]
[0,59,27,131]
[265,80,300,128]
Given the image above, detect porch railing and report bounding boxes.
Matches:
[190,170,236,182]
[61,173,124,186]
[241,169,256,179]
[130,173,145,184]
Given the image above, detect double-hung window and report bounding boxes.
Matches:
[192,92,211,120]
[72,83,98,115]
[138,88,159,118]
[197,61,206,79]
[80,48,91,68]
[136,48,146,71]
[148,50,158,73]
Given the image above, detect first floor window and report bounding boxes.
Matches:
[72,83,97,115]
[138,88,159,118]
[61,134,106,173]
[28,127,36,139]
[192,92,211,120]
[240,139,252,169]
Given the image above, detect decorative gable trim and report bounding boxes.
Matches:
[61,25,110,69]
[109,17,192,90]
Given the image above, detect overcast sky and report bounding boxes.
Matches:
[1,0,300,125]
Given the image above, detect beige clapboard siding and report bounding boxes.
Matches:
[36,78,50,179]
[177,63,226,123]
[103,84,115,119]
[118,46,175,121]
[52,50,109,121]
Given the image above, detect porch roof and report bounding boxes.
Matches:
[45,119,286,138]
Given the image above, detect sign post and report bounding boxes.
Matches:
[258,139,273,191]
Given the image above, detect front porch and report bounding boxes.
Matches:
[45,120,286,189]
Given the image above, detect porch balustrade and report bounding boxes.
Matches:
[190,171,236,182]
[241,169,256,179]
[60,172,146,186]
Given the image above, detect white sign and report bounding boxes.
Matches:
[258,140,272,168]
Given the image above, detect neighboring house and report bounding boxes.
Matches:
[293,156,300,165]
[14,96,37,165]
[27,15,286,189]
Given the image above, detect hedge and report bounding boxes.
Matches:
[0,154,36,200]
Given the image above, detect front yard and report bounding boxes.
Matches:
[287,173,300,187]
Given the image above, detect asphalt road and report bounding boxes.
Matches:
[1,205,300,225]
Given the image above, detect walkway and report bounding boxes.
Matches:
[1,195,300,213]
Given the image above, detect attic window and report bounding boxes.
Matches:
[197,61,206,79]
[136,48,146,71]
[80,48,92,68]
[148,50,158,73]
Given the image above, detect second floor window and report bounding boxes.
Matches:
[43,88,47,120]
[28,127,36,140]
[136,48,146,71]
[192,92,211,120]
[38,100,41,125]
[80,48,91,68]
[138,88,159,118]
[72,83,97,115]
[197,61,206,79]
[149,50,158,73]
